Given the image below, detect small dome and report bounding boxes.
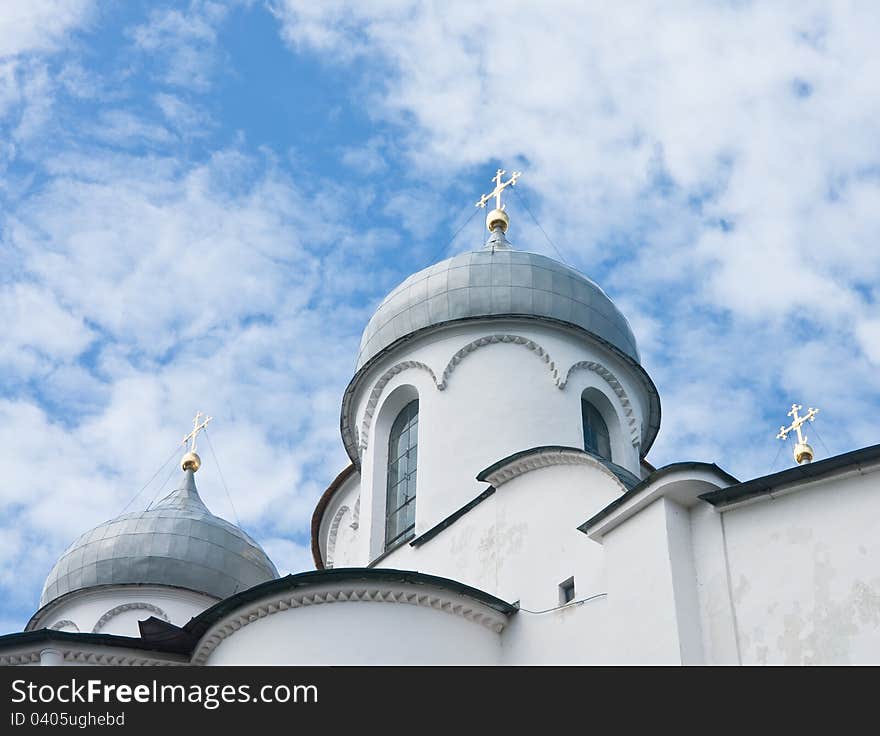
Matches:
[357,233,640,370]
[40,470,278,608]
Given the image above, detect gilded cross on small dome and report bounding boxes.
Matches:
[180,411,213,472]
[776,403,819,465]
[476,168,521,232]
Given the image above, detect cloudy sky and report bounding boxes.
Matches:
[1,0,877,631]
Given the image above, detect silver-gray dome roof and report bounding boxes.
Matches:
[40,470,278,608]
[357,231,640,369]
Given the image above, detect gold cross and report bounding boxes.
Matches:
[776,403,819,445]
[475,168,521,210]
[181,411,213,454]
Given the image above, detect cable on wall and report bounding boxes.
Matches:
[515,591,607,615]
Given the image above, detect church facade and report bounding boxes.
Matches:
[2,183,879,666]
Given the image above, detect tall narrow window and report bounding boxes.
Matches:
[582,399,611,461]
[385,400,418,549]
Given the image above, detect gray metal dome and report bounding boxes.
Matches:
[357,230,640,369]
[40,470,278,608]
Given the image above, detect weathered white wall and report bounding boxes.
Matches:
[30,586,217,637]
[715,468,880,664]
[371,461,621,613]
[690,502,740,664]
[499,595,615,664]
[602,498,691,664]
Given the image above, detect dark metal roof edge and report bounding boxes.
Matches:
[184,567,518,642]
[310,463,358,570]
[0,627,190,658]
[578,461,740,535]
[698,443,880,508]
[340,314,661,467]
[409,487,497,549]
[476,444,640,488]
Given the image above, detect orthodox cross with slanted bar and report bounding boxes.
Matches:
[181,411,213,454]
[475,168,521,211]
[776,403,819,445]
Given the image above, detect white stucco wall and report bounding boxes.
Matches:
[499,594,614,664]
[602,498,693,664]
[200,582,506,665]
[713,467,880,664]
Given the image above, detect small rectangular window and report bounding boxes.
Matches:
[559,576,575,605]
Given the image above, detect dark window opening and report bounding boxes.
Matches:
[582,399,611,461]
[559,576,576,605]
[385,400,418,549]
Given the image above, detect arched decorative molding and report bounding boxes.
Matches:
[356,334,562,456]
[191,583,510,665]
[358,361,437,454]
[92,603,170,633]
[560,361,640,446]
[325,505,350,569]
[481,447,627,491]
[438,334,560,390]
[49,619,79,632]
[350,497,360,531]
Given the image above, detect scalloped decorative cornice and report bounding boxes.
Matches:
[191,582,510,665]
[353,333,640,456]
[325,504,351,569]
[356,335,561,456]
[560,361,640,446]
[0,648,184,666]
[49,619,79,632]
[438,334,561,389]
[358,360,437,454]
[92,602,170,633]
[482,447,626,490]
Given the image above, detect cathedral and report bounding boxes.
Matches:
[2,171,878,666]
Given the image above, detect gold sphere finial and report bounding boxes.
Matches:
[793,442,813,465]
[486,208,509,232]
[181,450,201,472]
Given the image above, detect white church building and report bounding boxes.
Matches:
[2,175,879,666]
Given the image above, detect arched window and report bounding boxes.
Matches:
[582,399,611,461]
[385,399,418,549]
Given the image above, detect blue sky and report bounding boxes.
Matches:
[1,0,879,631]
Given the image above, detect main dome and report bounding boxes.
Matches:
[39,470,278,608]
[356,232,640,370]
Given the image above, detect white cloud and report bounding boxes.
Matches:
[272,0,880,473]
[128,1,231,91]
[261,537,313,576]
[0,137,369,627]
[154,92,211,135]
[340,136,388,175]
[0,282,92,373]
[856,320,880,365]
[0,1,95,172]
[0,0,94,59]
